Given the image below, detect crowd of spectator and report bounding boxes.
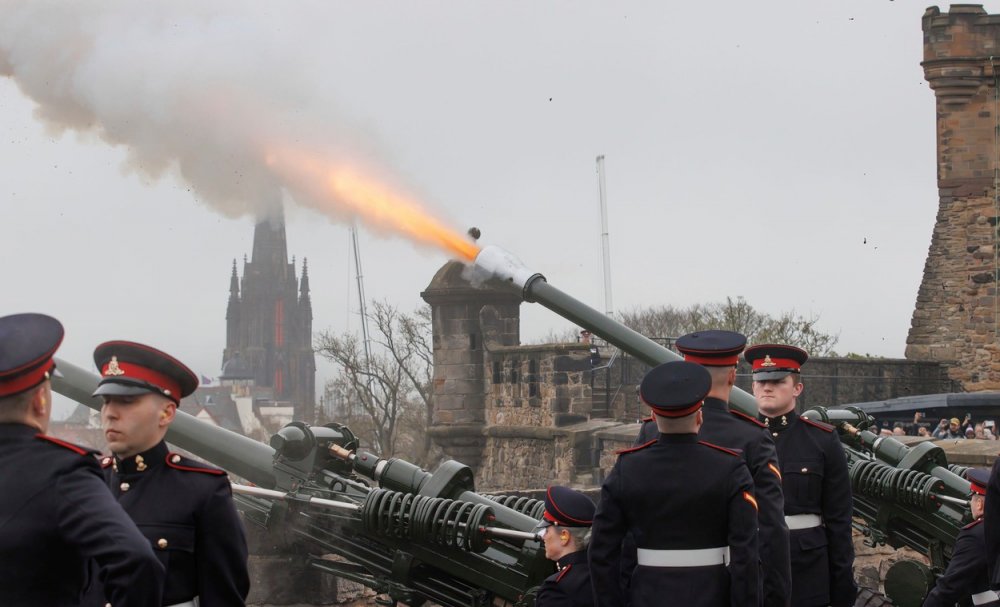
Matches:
[880,412,999,440]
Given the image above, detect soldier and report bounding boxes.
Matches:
[984,455,1000,588]
[745,344,857,607]
[0,313,163,606]
[590,361,759,607]
[924,468,998,606]
[632,330,790,606]
[534,485,596,607]
[84,340,250,607]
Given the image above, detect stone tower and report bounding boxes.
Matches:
[420,261,522,471]
[224,207,316,421]
[908,5,1000,389]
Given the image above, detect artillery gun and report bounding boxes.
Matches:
[50,243,982,606]
[54,359,552,607]
[471,245,979,606]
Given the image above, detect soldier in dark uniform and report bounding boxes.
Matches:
[0,313,164,607]
[632,330,790,606]
[84,340,250,607]
[924,468,999,606]
[746,344,857,607]
[534,485,597,607]
[986,454,1000,589]
[590,361,759,607]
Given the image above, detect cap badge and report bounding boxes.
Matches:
[104,356,126,376]
[761,355,776,367]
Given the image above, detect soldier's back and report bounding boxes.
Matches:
[0,424,162,607]
[590,435,758,607]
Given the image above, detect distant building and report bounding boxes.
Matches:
[223,206,316,422]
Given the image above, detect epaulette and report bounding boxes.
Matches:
[35,434,97,456]
[100,455,114,469]
[641,415,654,423]
[698,440,742,457]
[165,452,226,475]
[555,564,572,582]
[616,439,656,456]
[729,409,766,428]
[801,417,835,433]
[964,518,984,530]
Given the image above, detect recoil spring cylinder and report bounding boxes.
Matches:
[948,463,970,479]
[483,495,546,519]
[850,461,944,511]
[361,489,494,553]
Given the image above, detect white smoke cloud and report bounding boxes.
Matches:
[0,1,418,225]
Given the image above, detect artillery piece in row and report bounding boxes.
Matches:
[51,245,981,606]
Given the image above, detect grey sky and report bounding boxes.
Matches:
[0,2,964,418]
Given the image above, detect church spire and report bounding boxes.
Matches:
[300,258,310,297]
[229,259,240,295]
[250,202,289,276]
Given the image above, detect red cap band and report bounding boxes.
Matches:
[101,362,181,401]
[971,482,987,496]
[650,401,703,418]
[0,360,54,397]
[751,357,801,372]
[683,353,739,366]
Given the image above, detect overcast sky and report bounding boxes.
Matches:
[0,1,975,418]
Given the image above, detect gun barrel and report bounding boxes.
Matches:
[472,245,758,416]
[52,357,278,488]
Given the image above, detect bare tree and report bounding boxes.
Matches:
[618,296,839,354]
[315,301,434,460]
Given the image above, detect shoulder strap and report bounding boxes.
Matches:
[801,417,834,433]
[616,439,656,455]
[35,434,95,456]
[698,440,741,457]
[729,409,766,428]
[165,452,226,476]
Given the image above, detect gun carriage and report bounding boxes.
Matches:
[51,244,980,607]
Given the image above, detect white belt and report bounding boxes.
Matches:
[636,546,730,567]
[973,590,1000,605]
[785,514,823,530]
[166,599,199,607]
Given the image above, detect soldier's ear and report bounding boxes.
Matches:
[158,400,177,426]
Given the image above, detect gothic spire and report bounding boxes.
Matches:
[250,202,289,276]
[300,258,310,296]
[229,259,240,295]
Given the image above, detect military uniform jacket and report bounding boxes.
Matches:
[984,458,1000,589]
[85,440,250,606]
[589,433,759,607]
[924,520,999,607]
[634,398,791,607]
[0,423,164,607]
[536,549,594,607]
[765,410,857,607]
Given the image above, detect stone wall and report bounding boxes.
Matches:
[486,344,595,427]
[907,5,1000,390]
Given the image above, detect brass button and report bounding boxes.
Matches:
[105,603,112,607]
[157,538,168,549]
[119,482,130,492]
[800,467,808,473]
[171,455,181,464]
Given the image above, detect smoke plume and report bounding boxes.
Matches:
[0,1,472,256]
